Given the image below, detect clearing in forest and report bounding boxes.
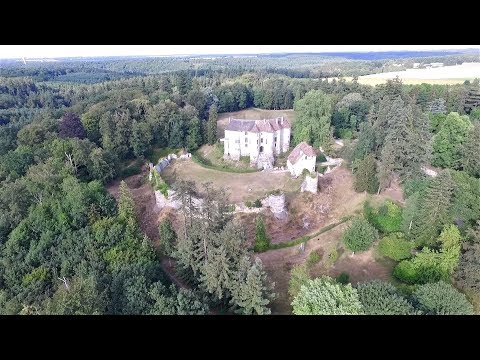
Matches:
[161,158,301,203]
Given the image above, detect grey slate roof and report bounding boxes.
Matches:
[225,117,291,133]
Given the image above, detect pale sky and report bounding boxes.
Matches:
[0,45,478,59]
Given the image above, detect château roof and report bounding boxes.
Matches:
[288,142,316,164]
[225,117,291,133]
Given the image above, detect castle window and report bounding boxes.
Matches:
[245,144,248,148]
[261,138,263,143]
[305,155,307,160]
[245,132,247,135]
[257,140,258,144]
[265,139,267,144]
[235,139,240,144]
[245,138,248,142]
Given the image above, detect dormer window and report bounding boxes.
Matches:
[244,132,247,135]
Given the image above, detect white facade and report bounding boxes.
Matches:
[222,117,291,163]
[287,155,316,176]
[287,141,317,177]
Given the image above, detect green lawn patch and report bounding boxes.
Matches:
[192,152,259,173]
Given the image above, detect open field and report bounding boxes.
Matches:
[351,62,480,85]
[162,158,302,203]
[217,108,295,138]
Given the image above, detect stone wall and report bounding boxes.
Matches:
[262,193,287,220]
[154,189,182,211]
[301,173,318,193]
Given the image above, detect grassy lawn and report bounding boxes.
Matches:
[194,144,258,173]
[162,158,301,203]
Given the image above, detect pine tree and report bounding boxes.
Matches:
[409,171,454,246]
[460,122,480,177]
[376,96,432,188]
[186,117,202,152]
[352,121,376,161]
[427,98,447,114]
[230,257,275,315]
[206,104,218,145]
[357,280,417,315]
[378,141,396,191]
[413,281,474,315]
[353,153,379,193]
[254,216,270,252]
[159,218,177,257]
[118,181,136,221]
[201,245,234,300]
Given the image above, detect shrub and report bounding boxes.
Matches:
[307,251,321,267]
[302,168,311,177]
[158,182,169,197]
[291,277,364,315]
[413,281,474,315]
[364,200,403,234]
[316,165,328,174]
[245,200,253,208]
[253,199,262,208]
[393,225,462,284]
[288,264,311,300]
[378,233,414,261]
[328,248,339,265]
[338,128,353,139]
[393,260,418,284]
[336,272,350,284]
[343,218,379,252]
[356,280,417,315]
[254,216,270,252]
[317,153,327,163]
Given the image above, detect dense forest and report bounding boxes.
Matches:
[1,53,480,315]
